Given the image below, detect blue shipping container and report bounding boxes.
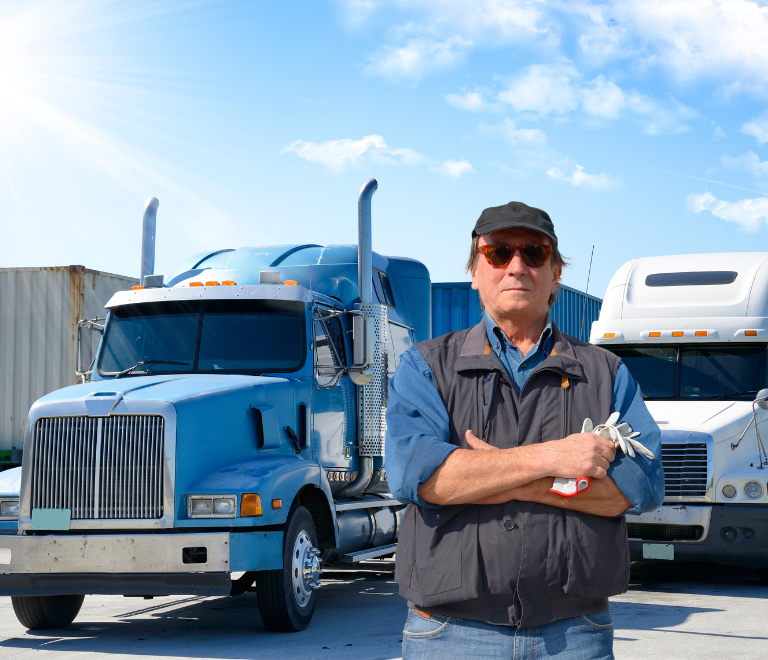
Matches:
[431,282,602,343]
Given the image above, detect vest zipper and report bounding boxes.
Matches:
[562,376,569,438]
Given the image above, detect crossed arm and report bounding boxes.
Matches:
[418,430,631,517]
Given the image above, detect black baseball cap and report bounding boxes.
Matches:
[473,201,557,245]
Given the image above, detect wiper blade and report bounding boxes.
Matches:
[642,395,670,400]
[705,390,759,400]
[114,359,189,379]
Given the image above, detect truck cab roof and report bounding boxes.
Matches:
[592,252,768,344]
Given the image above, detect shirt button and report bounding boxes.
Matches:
[520,363,526,368]
[503,519,516,531]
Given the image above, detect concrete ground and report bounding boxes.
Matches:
[0,561,765,659]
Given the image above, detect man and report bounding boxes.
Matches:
[386,202,664,659]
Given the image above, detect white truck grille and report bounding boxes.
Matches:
[31,415,165,520]
[662,441,709,499]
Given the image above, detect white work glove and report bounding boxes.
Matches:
[582,412,655,460]
[550,413,655,498]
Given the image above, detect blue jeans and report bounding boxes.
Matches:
[402,608,614,659]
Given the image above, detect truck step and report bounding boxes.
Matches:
[335,497,405,512]
[339,543,397,563]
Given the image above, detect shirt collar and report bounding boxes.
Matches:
[484,311,553,358]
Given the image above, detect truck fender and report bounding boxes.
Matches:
[186,457,335,534]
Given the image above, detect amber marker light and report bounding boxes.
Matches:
[695,331,707,337]
[189,282,203,287]
[603,333,615,339]
[222,280,236,286]
[272,499,282,510]
[131,286,144,290]
[284,280,298,286]
[672,331,684,337]
[746,331,758,336]
[240,493,262,517]
[649,332,661,338]
[205,281,220,286]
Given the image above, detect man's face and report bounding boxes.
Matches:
[470,227,562,322]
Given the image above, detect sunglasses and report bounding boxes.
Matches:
[477,243,552,268]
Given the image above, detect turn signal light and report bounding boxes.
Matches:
[189,282,203,287]
[672,331,684,337]
[649,332,661,338]
[746,331,758,336]
[695,331,707,337]
[240,493,262,517]
[131,286,144,290]
[205,281,220,286]
[603,333,615,339]
[284,280,298,286]
[222,281,236,286]
[272,499,282,510]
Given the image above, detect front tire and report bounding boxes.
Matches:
[257,505,322,632]
[11,595,85,630]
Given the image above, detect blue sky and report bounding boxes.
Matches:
[2,1,768,298]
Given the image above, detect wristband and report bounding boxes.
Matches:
[550,477,592,498]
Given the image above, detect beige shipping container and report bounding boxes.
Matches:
[0,266,138,464]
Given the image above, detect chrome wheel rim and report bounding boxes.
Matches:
[291,530,321,608]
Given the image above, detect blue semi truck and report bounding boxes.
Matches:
[0,180,429,632]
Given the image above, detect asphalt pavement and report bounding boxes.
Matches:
[0,561,765,659]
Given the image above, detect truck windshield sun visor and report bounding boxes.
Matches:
[645,271,738,287]
[608,344,768,401]
[98,299,306,376]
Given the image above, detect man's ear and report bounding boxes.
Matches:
[470,267,479,291]
[550,264,562,295]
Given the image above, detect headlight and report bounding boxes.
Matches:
[187,495,237,518]
[744,481,763,499]
[722,484,737,499]
[0,500,19,519]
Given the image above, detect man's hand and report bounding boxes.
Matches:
[465,430,616,479]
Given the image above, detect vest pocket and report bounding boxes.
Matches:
[412,505,470,598]
[563,512,630,598]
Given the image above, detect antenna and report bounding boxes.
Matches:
[579,245,595,341]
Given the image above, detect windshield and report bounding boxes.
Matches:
[98,299,306,376]
[608,344,768,400]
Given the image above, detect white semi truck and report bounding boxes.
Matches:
[591,253,768,584]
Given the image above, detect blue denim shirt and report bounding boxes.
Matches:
[385,321,665,515]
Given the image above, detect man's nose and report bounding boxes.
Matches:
[504,250,529,276]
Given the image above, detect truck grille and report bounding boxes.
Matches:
[31,415,165,520]
[662,442,709,498]
[627,523,704,541]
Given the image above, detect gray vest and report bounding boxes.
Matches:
[395,322,629,628]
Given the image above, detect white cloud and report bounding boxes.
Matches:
[497,61,581,115]
[445,90,486,112]
[740,117,768,145]
[721,151,768,178]
[283,133,472,178]
[580,74,625,120]
[713,125,726,140]
[547,164,622,190]
[687,191,768,230]
[624,92,699,135]
[478,118,547,145]
[363,36,472,84]
[430,159,474,178]
[282,134,424,172]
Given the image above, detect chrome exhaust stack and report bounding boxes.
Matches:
[140,197,159,286]
[341,179,387,499]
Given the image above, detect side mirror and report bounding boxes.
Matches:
[756,388,768,410]
[349,313,373,386]
[76,318,105,383]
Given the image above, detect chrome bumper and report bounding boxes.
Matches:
[0,533,230,574]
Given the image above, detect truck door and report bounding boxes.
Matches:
[311,314,355,474]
